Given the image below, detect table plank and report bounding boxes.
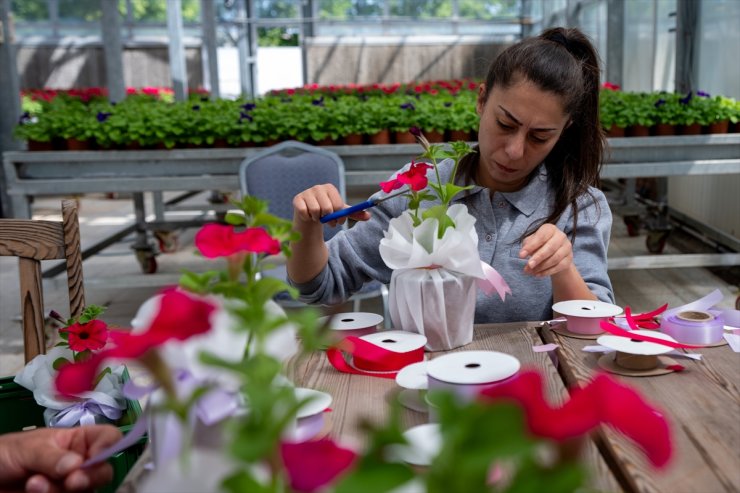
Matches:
[288,323,622,492]
[542,325,740,493]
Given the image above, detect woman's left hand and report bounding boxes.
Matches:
[519,223,573,277]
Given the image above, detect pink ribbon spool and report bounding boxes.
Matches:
[552,300,623,335]
[426,351,521,403]
[660,310,724,345]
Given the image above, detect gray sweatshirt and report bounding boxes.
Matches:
[290,159,614,323]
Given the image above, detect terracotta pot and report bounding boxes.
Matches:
[626,125,650,137]
[66,138,90,150]
[652,123,676,136]
[732,121,740,133]
[314,137,335,146]
[394,131,416,144]
[368,129,390,145]
[704,120,729,134]
[342,133,364,145]
[27,139,54,151]
[680,123,702,135]
[449,130,470,142]
[606,126,626,138]
[425,130,444,143]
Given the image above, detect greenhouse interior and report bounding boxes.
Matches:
[0,1,738,492]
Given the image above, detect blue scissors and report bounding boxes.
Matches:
[320,189,407,224]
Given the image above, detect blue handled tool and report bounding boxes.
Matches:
[320,189,407,224]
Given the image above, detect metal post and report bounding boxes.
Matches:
[166,0,188,101]
[0,0,21,217]
[236,0,256,97]
[100,0,125,103]
[300,0,315,86]
[201,0,220,99]
[606,0,624,87]
[520,0,533,38]
[49,0,59,38]
[675,0,700,94]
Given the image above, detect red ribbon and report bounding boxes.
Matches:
[326,336,424,379]
[599,320,704,349]
[623,304,668,330]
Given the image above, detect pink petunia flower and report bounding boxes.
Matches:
[480,370,672,468]
[55,290,216,397]
[281,439,357,492]
[61,319,108,352]
[195,223,281,258]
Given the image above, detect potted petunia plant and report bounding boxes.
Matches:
[379,129,511,351]
[14,305,131,429]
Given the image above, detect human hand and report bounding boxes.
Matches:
[292,184,371,228]
[519,223,573,278]
[0,424,122,493]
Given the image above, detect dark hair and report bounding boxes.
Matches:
[458,27,605,240]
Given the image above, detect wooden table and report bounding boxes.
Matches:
[542,325,740,493]
[287,322,621,492]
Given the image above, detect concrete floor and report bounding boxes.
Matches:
[1,192,738,377]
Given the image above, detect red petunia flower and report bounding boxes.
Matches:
[55,290,216,397]
[602,82,621,91]
[61,319,108,352]
[281,439,357,492]
[379,161,433,193]
[195,223,281,258]
[480,370,672,468]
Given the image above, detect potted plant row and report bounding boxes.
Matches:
[15,82,740,150]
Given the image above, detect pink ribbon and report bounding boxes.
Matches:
[477,262,512,301]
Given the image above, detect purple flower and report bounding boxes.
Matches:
[241,103,256,111]
[239,111,253,122]
[18,111,31,124]
[654,99,666,108]
[96,111,112,122]
[444,102,452,108]
[192,105,201,111]
[679,92,693,104]
[312,96,325,107]
[400,102,415,110]
[409,126,421,137]
[697,91,710,98]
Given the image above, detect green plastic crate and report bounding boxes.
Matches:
[0,368,147,493]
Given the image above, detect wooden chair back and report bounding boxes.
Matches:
[0,199,85,362]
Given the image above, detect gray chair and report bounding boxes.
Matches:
[239,141,390,327]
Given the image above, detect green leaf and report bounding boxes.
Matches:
[52,357,71,370]
[224,212,246,225]
[421,205,456,238]
[221,471,273,493]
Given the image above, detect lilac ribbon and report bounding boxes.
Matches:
[88,369,242,469]
[661,313,725,345]
[82,415,149,468]
[49,399,123,428]
[286,413,326,443]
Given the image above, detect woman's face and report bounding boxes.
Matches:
[475,79,570,192]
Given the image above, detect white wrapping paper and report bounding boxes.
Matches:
[380,204,484,351]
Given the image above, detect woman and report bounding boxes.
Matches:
[287,27,614,323]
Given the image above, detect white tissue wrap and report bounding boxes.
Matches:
[380,204,482,351]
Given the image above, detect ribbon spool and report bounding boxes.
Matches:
[597,330,677,373]
[326,330,427,379]
[285,388,332,443]
[552,300,623,335]
[660,310,724,345]
[321,312,383,343]
[426,351,520,403]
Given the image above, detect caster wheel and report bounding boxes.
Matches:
[155,231,179,253]
[623,215,641,237]
[135,250,158,274]
[646,231,669,254]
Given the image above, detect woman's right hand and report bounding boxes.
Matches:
[292,184,371,228]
